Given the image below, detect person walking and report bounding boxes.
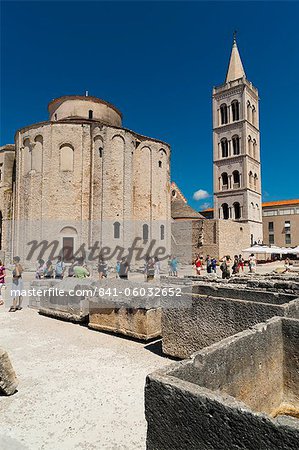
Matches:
[35,259,45,279]
[232,255,239,274]
[9,256,24,312]
[55,256,65,279]
[0,260,6,306]
[43,259,54,278]
[194,255,202,276]
[73,258,90,278]
[170,256,178,277]
[206,255,212,274]
[238,254,244,272]
[98,258,108,279]
[211,257,217,274]
[154,256,161,278]
[248,253,256,273]
[115,260,121,278]
[119,257,129,280]
[220,256,231,279]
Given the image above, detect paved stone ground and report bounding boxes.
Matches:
[0,260,293,449]
[0,308,171,450]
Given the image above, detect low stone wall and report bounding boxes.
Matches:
[0,348,18,395]
[145,317,299,450]
[88,280,164,340]
[33,279,90,323]
[162,283,299,358]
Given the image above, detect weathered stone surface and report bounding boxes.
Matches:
[162,282,299,358]
[33,279,91,323]
[146,317,299,450]
[88,279,166,340]
[0,348,18,396]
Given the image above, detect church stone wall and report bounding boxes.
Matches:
[12,100,171,268]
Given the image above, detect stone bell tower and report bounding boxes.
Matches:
[212,34,263,245]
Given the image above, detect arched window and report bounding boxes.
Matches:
[249,171,253,187]
[220,104,228,125]
[231,100,239,121]
[89,110,93,119]
[99,147,103,158]
[233,170,240,188]
[252,139,256,159]
[254,173,258,189]
[252,106,256,125]
[247,101,251,121]
[233,202,241,219]
[232,135,240,155]
[143,224,149,241]
[248,135,252,156]
[221,172,228,190]
[60,144,74,172]
[113,221,120,239]
[221,138,228,158]
[160,224,165,240]
[158,161,162,168]
[221,203,229,220]
[0,210,2,250]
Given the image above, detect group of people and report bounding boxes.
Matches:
[144,256,161,281]
[193,254,248,279]
[193,255,217,276]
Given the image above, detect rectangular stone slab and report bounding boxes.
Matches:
[146,317,299,450]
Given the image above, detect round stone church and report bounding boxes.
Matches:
[0,95,171,267]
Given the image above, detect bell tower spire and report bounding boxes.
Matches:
[225,32,246,83]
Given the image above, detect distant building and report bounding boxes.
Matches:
[262,200,299,247]
[200,199,299,247]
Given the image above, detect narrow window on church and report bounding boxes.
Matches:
[254,173,258,189]
[252,106,256,125]
[159,161,162,168]
[220,104,228,125]
[99,147,103,158]
[232,135,240,155]
[232,100,239,121]
[143,224,149,241]
[249,171,253,187]
[89,110,93,119]
[233,202,241,219]
[222,203,229,219]
[113,221,120,239]
[221,138,228,158]
[160,225,165,240]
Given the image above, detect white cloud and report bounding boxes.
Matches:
[193,189,210,201]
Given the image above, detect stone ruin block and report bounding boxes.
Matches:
[0,347,18,396]
[146,317,299,450]
[88,279,164,340]
[162,282,299,358]
[32,279,91,323]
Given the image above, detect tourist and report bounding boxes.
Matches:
[9,256,24,312]
[43,259,54,278]
[55,256,65,279]
[145,256,155,282]
[194,255,202,276]
[284,258,291,272]
[238,254,244,272]
[211,257,217,274]
[206,255,212,274]
[35,259,45,279]
[220,255,231,279]
[232,255,239,274]
[168,256,173,276]
[115,260,120,278]
[154,256,161,278]
[119,257,129,280]
[170,256,178,277]
[68,258,76,277]
[98,257,108,279]
[0,260,6,306]
[73,258,90,278]
[248,253,257,273]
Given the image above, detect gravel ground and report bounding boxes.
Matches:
[0,308,171,450]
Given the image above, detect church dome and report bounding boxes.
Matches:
[48,95,122,127]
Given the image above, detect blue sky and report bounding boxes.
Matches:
[1,1,299,210]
